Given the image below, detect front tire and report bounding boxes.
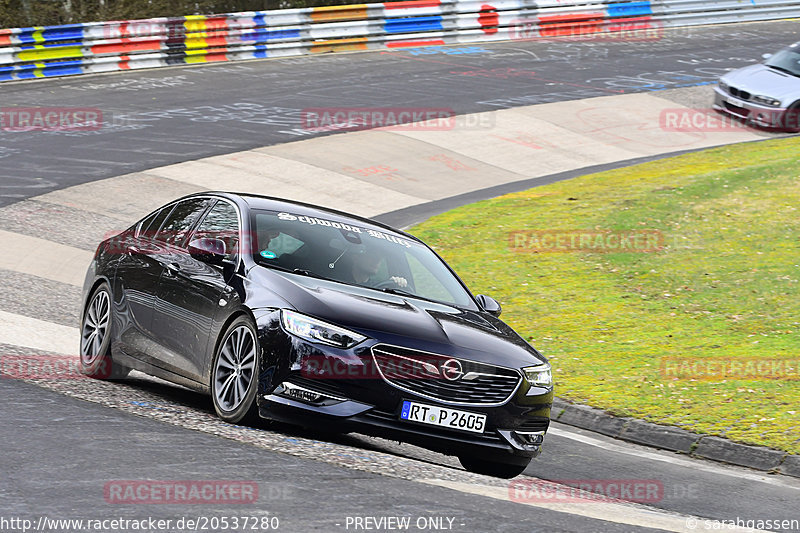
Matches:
[782,104,800,133]
[79,283,129,379]
[211,316,260,424]
[458,455,531,479]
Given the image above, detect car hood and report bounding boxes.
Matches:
[722,64,800,103]
[247,267,546,369]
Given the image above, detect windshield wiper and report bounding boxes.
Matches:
[766,64,798,77]
[292,268,324,279]
[380,287,441,304]
[258,262,327,280]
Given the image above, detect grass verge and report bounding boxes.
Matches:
[410,137,800,454]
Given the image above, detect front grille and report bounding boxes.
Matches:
[729,86,751,101]
[371,344,521,406]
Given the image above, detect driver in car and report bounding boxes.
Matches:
[344,248,408,289]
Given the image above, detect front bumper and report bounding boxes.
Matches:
[259,391,547,463]
[253,311,552,462]
[712,87,788,129]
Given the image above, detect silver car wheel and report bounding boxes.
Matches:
[81,289,110,364]
[213,325,256,412]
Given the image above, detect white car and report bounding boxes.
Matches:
[714,42,800,131]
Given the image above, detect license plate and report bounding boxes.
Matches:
[399,401,486,434]
[725,95,744,107]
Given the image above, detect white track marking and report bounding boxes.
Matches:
[422,479,768,532]
[0,230,93,287]
[0,310,78,354]
[35,172,203,223]
[149,150,426,218]
[549,426,800,489]
[256,130,528,201]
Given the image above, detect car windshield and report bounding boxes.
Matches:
[765,47,800,77]
[251,209,475,307]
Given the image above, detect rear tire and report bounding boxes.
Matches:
[458,455,531,479]
[79,282,130,380]
[211,316,261,425]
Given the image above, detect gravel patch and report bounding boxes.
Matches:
[1,347,484,486]
[651,85,719,110]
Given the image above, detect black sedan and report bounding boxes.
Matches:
[80,192,553,478]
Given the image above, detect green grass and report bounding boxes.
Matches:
[410,137,800,454]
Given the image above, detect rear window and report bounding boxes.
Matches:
[154,198,212,248]
[138,205,174,238]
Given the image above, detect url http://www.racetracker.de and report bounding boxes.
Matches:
[0,515,281,532]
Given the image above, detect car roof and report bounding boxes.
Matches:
[191,191,422,243]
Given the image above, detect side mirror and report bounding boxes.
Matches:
[762,53,772,60]
[476,294,502,317]
[188,237,226,265]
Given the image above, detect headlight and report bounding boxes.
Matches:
[752,95,781,107]
[522,363,552,388]
[280,310,366,349]
[718,80,729,93]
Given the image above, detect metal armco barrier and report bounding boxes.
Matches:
[1,0,799,82]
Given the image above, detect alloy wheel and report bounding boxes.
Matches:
[81,289,110,364]
[214,325,256,412]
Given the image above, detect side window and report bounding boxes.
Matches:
[154,198,211,248]
[138,205,174,239]
[192,201,240,260]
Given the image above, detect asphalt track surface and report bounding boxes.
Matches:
[1,378,662,533]
[1,20,799,206]
[2,20,800,533]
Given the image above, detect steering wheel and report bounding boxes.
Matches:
[373,279,401,290]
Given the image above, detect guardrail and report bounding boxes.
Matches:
[1,0,798,82]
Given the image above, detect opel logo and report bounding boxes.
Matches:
[440,359,464,381]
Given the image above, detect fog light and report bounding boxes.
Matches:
[513,430,545,445]
[273,381,346,405]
